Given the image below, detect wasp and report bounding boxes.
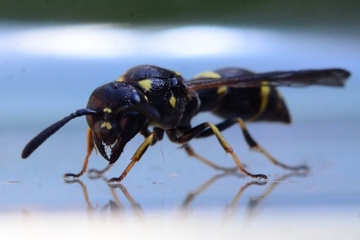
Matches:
[22,65,350,182]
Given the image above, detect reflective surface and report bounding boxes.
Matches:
[1,24,360,238]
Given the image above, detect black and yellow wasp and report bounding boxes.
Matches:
[22,65,350,182]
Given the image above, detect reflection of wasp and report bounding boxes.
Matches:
[22,65,350,182]
[67,172,303,222]
[67,179,144,219]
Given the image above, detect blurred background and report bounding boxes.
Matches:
[1,0,359,27]
[1,1,360,238]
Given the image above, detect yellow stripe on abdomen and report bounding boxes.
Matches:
[247,84,270,121]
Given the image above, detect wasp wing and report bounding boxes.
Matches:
[185,68,350,90]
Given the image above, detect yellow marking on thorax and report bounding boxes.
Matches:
[194,71,221,79]
[103,108,112,113]
[101,122,112,130]
[116,76,124,82]
[217,86,227,95]
[247,84,270,121]
[195,71,227,95]
[169,95,176,108]
[138,79,153,91]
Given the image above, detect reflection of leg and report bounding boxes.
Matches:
[182,172,242,207]
[88,164,113,179]
[64,128,94,180]
[105,181,144,220]
[109,133,155,183]
[235,118,308,171]
[223,180,266,221]
[183,144,238,172]
[64,180,94,213]
[167,122,267,179]
[248,171,309,209]
[118,185,142,211]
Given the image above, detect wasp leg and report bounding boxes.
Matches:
[183,144,238,172]
[167,123,267,179]
[235,118,308,171]
[196,119,236,138]
[185,119,238,171]
[140,127,164,146]
[64,128,94,180]
[108,132,155,183]
[196,118,308,171]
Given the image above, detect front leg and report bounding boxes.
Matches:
[64,128,94,181]
[108,132,156,183]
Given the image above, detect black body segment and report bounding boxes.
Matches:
[193,68,291,123]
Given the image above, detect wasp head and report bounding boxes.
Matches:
[85,82,156,164]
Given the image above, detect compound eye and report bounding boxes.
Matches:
[86,115,96,129]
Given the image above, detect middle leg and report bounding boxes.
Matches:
[167,122,267,179]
